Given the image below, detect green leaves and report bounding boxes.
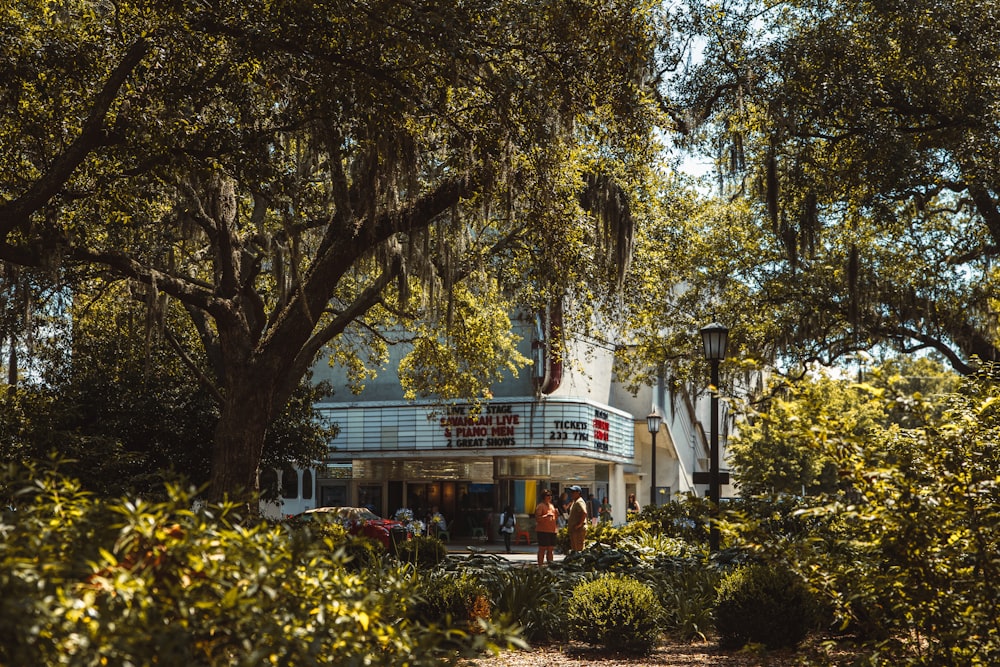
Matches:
[397,282,528,402]
[676,0,1000,373]
[2,0,667,501]
[0,464,520,666]
[727,363,1000,664]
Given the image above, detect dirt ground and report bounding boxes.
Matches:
[467,635,859,667]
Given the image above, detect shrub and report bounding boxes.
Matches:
[715,562,814,649]
[339,534,387,571]
[584,518,664,548]
[561,542,643,572]
[639,495,711,544]
[646,562,720,641]
[555,525,570,554]
[618,530,695,561]
[0,464,518,666]
[396,535,447,568]
[284,514,387,571]
[568,574,662,654]
[585,518,619,545]
[412,571,491,631]
[491,566,575,642]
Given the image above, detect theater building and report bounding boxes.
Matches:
[262,311,733,534]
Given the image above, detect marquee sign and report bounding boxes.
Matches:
[318,398,634,462]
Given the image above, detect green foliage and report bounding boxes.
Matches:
[0,463,518,666]
[831,368,1000,664]
[727,364,1000,664]
[865,356,963,428]
[490,566,574,643]
[1,284,331,499]
[0,0,666,503]
[561,542,646,572]
[729,371,886,496]
[397,283,530,402]
[396,535,448,570]
[675,0,1000,374]
[567,574,662,654]
[636,495,711,545]
[594,519,696,559]
[284,513,350,544]
[730,359,961,499]
[441,553,584,643]
[282,517,389,572]
[554,524,714,643]
[648,565,720,642]
[555,525,570,554]
[412,571,492,632]
[715,562,814,650]
[339,535,388,572]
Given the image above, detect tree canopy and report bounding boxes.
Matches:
[0,281,331,497]
[728,355,961,496]
[0,0,669,503]
[669,0,1000,375]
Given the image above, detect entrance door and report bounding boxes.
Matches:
[320,483,348,508]
[359,484,383,517]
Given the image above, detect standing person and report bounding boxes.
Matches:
[558,490,571,528]
[567,485,588,553]
[627,493,640,515]
[534,489,559,565]
[499,505,516,554]
[590,493,601,526]
[599,497,612,523]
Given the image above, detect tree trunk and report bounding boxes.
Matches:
[207,364,275,511]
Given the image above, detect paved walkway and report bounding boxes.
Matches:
[445,538,566,565]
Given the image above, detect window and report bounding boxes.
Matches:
[281,465,299,499]
[260,468,278,497]
[302,469,313,500]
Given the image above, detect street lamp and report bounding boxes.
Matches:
[700,321,729,552]
[646,411,662,508]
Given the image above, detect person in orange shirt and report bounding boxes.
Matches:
[534,489,559,565]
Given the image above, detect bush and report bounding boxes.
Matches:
[568,574,662,654]
[618,530,696,561]
[284,514,387,571]
[584,518,667,549]
[561,542,643,572]
[639,495,711,544]
[715,562,814,649]
[412,571,491,632]
[555,525,570,554]
[0,463,518,666]
[340,534,388,570]
[396,535,447,568]
[491,566,574,642]
[647,563,720,641]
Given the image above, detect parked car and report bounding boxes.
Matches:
[296,506,410,550]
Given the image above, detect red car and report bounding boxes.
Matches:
[298,506,410,550]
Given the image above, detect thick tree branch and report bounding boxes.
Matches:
[68,246,229,320]
[968,185,1000,245]
[0,39,149,240]
[874,324,973,375]
[164,326,225,405]
[278,255,404,411]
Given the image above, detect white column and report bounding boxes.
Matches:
[610,463,626,525]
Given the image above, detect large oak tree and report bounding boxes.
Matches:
[0,1,667,503]
[669,0,1000,374]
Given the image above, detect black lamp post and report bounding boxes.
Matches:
[646,411,662,508]
[700,321,728,552]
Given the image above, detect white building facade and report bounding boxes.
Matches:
[263,311,735,534]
